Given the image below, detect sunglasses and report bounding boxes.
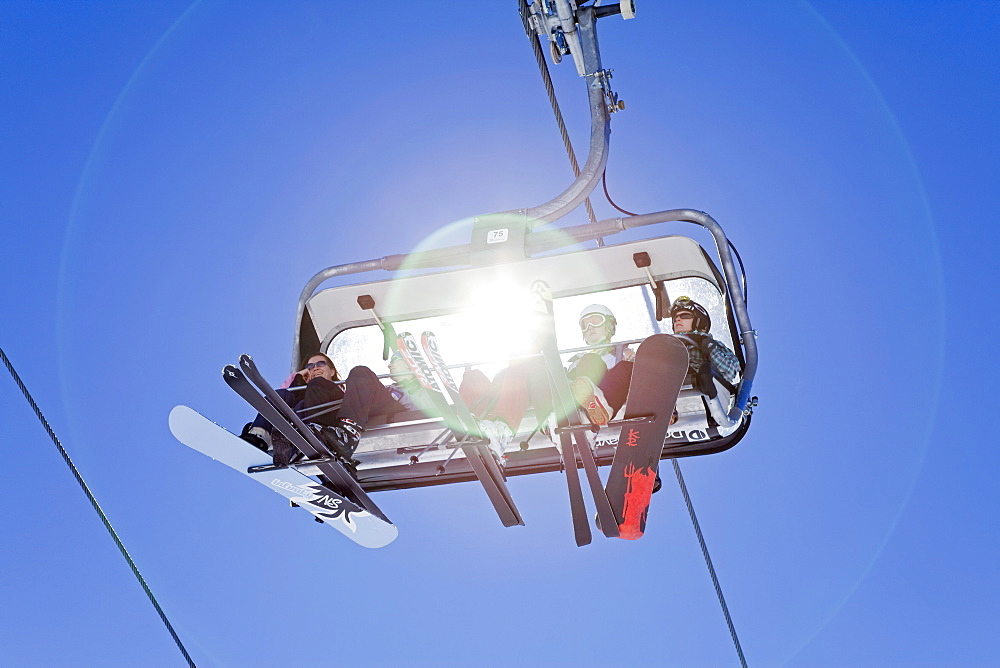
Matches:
[305,360,328,370]
[579,313,609,331]
[673,313,694,320]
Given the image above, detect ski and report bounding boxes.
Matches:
[572,427,620,538]
[605,334,688,539]
[528,280,602,545]
[420,331,523,527]
[168,405,397,548]
[419,331,478,433]
[226,360,390,524]
[395,333,464,434]
[397,332,522,527]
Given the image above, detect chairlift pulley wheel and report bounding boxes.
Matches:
[549,39,563,64]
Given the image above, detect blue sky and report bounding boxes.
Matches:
[2,1,997,665]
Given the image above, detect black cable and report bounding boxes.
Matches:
[602,173,750,305]
[671,459,747,667]
[1,347,196,667]
[602,171,638,216]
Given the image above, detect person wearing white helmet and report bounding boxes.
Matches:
[567,304,636,425]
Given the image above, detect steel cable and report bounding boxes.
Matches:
[1,347,196,667]
[671,459,747,667]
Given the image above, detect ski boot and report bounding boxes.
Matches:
[239,422,271,453]
[571,376,610,426]
[476,418,513,468]
[315,418,363,476]
[270,430,302,467]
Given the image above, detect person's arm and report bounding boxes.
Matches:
[389,383,419,411]
[279,370,307,389]
[705,337,741,383]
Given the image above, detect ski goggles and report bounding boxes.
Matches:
[579,313,610,331]
[305,360,329,370]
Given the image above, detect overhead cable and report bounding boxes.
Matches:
[1,347,196,667]
[672,459,747,667]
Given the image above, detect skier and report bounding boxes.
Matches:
[468,304,635,464]
[239,352,344,455]
[567,304,636,426]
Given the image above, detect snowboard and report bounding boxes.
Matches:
[168,405,397,548]
[605,334,689,540]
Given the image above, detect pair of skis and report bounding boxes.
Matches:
[396,331,524,528]
[529,281,620,545]
[529,281,689,544]
[170,354,397,548]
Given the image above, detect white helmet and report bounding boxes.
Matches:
[578,304,617,337]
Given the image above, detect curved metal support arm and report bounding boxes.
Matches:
[521,71,609,227]
[508,6,611,228]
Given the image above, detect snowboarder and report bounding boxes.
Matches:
[668,296,741,396]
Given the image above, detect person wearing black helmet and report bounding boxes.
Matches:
[668,296,741,397]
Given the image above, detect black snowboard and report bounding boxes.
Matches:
[605,334,689,540]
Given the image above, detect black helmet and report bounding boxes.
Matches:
[669,296,711,332]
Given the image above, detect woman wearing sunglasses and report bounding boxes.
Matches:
[240,353,345,461]
[243,350,430,468]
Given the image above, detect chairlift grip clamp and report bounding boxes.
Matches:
[588,69,625,112]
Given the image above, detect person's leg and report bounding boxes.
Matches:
[475,360,549,465]
[299,377,344,426]
[337,366,402,429]
[568,352,608,385]
[249,388,297,431]
[458,368,493,414]
[484,360,536,431]
[599,360,634,417]
[263,389,302,466]
[569,353,612,424]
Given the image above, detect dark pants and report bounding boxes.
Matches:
[250,376,346,431]
[337,366,406,428]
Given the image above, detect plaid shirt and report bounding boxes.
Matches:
[676,332,741,383]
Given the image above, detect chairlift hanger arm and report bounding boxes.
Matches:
[511,1,616,228]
